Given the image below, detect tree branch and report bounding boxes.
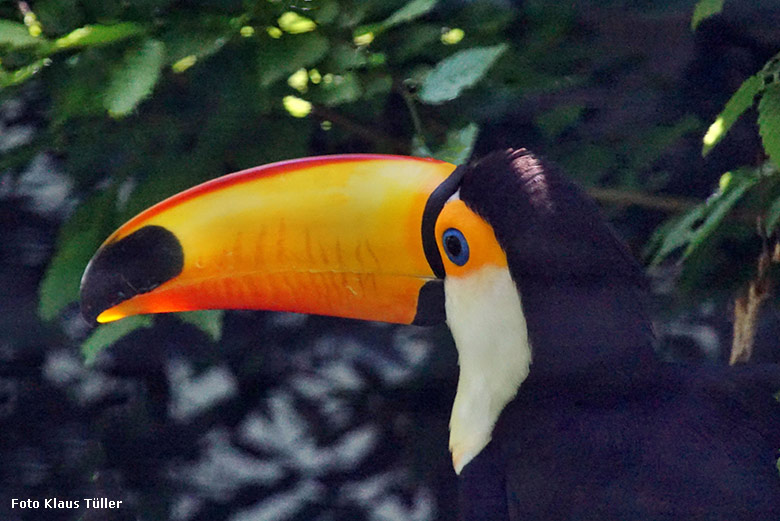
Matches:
[310,105,408,154]
[587,187,701,213]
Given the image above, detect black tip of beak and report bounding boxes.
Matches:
[80,225,184,324]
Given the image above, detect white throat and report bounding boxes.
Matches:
[445,265,531,474]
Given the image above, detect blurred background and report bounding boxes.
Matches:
[2,0,780,520]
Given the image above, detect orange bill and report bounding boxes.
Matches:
[80,155,460,326]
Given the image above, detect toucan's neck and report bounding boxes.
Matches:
[518,273,657,386]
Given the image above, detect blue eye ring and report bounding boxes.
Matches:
[442,228,469,266]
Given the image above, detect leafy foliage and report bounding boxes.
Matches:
[418,43,508,104]
[651,9,780,308]
[648,168,761,266]
[104,38,166,117]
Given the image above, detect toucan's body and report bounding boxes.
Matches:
[80,149,780,520]
[464,365,780,520]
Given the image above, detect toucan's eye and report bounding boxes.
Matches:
[442,228,469,266]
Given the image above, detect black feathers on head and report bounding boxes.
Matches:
[459,149,654,378]
[459,148,644,286]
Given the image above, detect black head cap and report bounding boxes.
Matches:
[459,148,645,284]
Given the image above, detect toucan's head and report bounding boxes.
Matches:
[80,148,652,472]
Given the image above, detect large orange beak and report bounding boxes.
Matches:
[80,155,461,326]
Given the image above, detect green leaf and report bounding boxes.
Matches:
[702,73,762,156]
[54,22,145,49]
[38,189,116,321]
[393,25,441,63]
[257,33,329,87]
[380,0,437,30]
[685,169,760,258]
[433,123,479,164]
[765,195,780,236]
[82,316,153,365]
[326,43,368,71]
[691,0,725,30]
[758,83,780,169]
[419,43,508,104]
[177,310,224,341]
[165,33,228,72]
[647,205,707,265]
[647,169,760,265]
[0,58,49,88]
[0,20,43,48]
[104,39,165,117]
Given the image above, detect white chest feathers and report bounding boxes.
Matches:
[445,265,531,474]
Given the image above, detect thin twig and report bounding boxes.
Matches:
[587,187,701,213]
[310,105,408,153]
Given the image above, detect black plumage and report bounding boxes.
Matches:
[457,149,780,520]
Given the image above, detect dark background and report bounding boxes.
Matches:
[2,1,780,520]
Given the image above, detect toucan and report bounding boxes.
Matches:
[80,148,780,520]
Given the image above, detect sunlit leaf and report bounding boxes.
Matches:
[177,310,224,341]
[104,39,165,117]
[258,33,329,86]
[419,43,508,104]
[0,58,49,88]
[283,95,312,117]
[54,22,144,49]
[691,0,725,30]
[441,28,465,45]
[0,19,43,48]
[433,123,478,164]
[758,83,780,169]
[82,316,153,365]
[38,189,116,321]
[702,73,762,156]
[278,12,316,34]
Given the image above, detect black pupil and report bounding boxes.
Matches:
[445,234,462,257]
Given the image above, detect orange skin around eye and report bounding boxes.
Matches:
[434,199,509,277]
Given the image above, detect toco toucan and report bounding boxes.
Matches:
[80,149,780,520]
